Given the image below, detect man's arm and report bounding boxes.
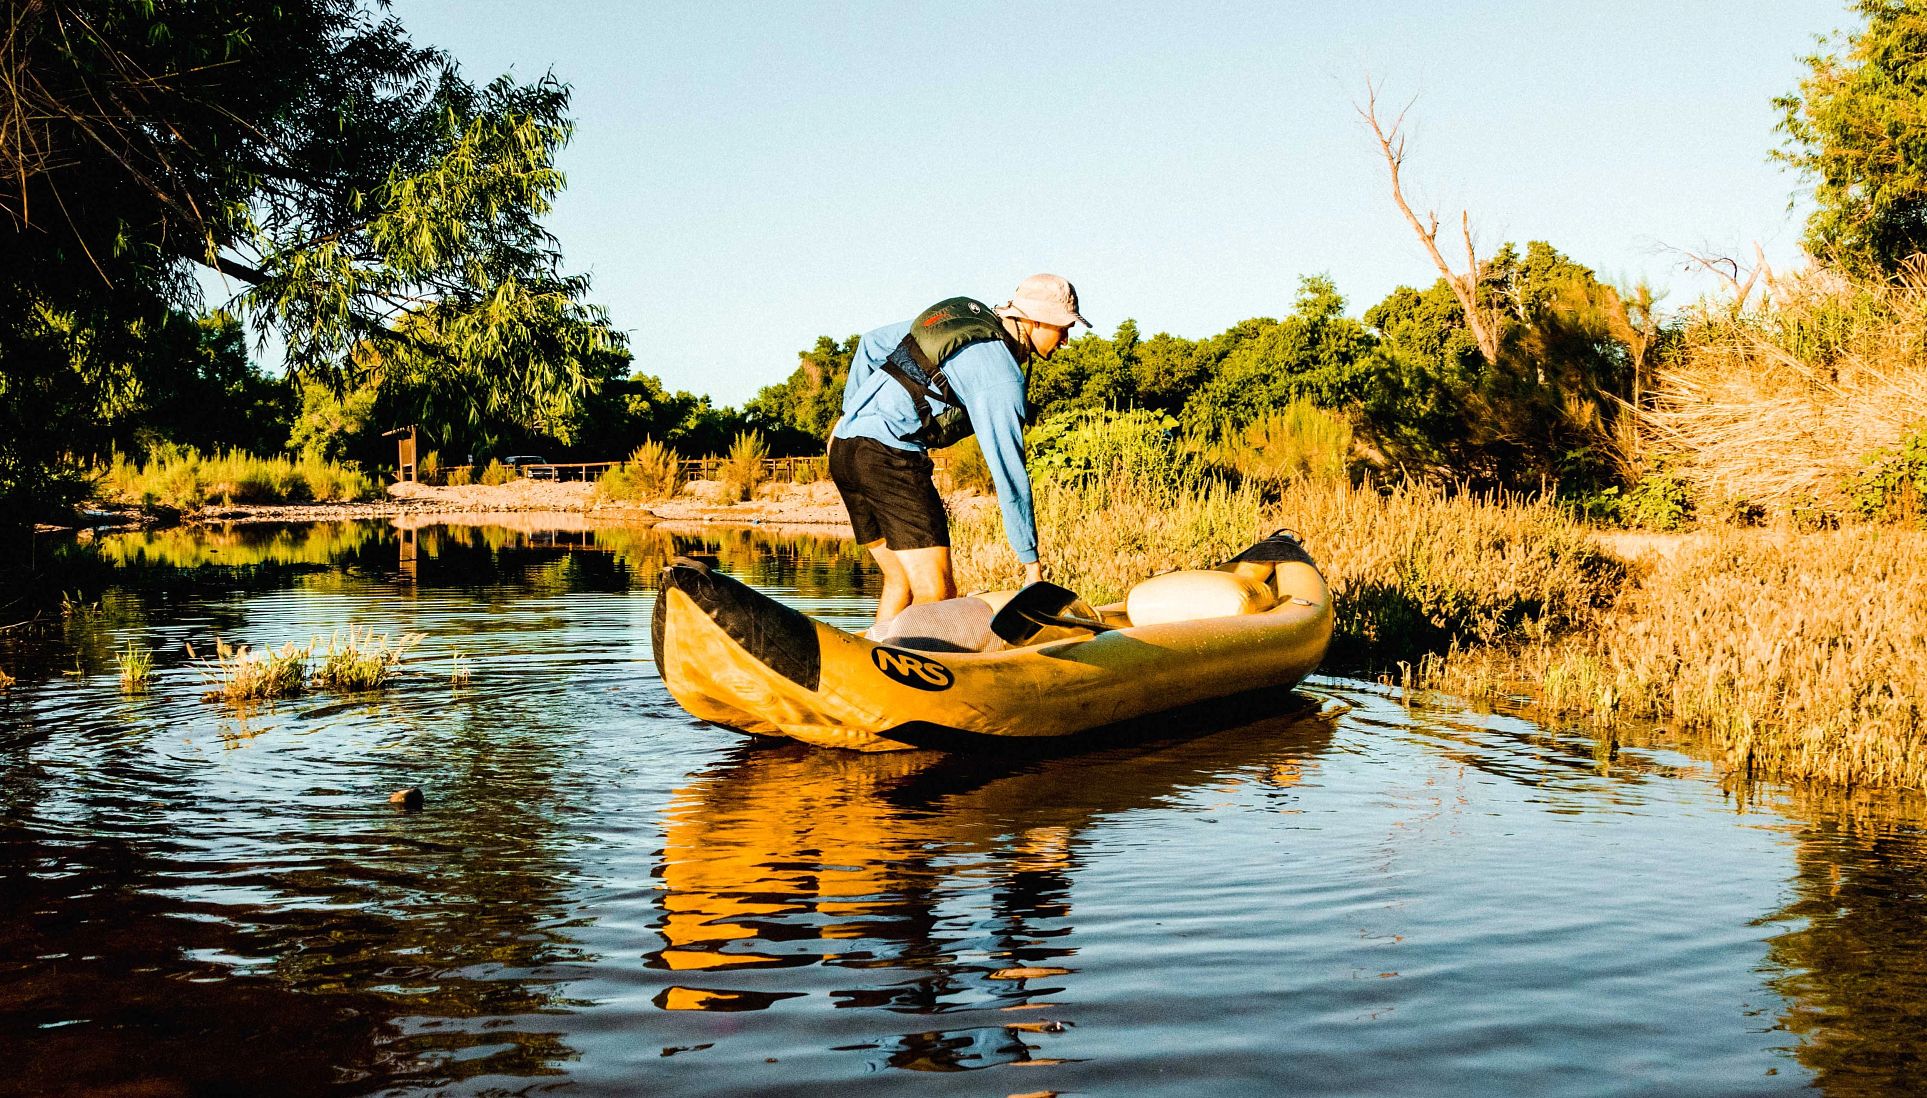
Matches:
[945,342,1038,568]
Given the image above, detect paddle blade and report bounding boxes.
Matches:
[990,581,1087,646]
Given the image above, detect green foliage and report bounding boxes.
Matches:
[1209,401,1354,486]
[1026,408,1191,491]
[478,459,514,486]
[743,335,857,454]
[597,440,682,502]
[2,0,622,526]
[1577,472,1694,530]
[719,430,769,501]
[1777,1,1927,276]
[1851,430,1927,523]
[1179,277,1379,435]
[1360,242,1634,493]
[95,446,376,509]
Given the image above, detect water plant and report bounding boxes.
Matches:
[1414,526,1927,791]
[0,667,13,691]
[449,648,471,688]
[312,627,425,691]
[193,639,310,703]
[115,642,154,693]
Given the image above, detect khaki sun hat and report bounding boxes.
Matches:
[999,273,1091,329]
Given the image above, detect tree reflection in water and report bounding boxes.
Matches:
[650,706,1337,1073]
[1761,786,1927,1096]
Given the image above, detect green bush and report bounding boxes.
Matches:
[1851,431,1927,524]
[1026,408,1190,490]
[479,458,514,486]
[598,439,682,502]
[718,430,768,501]
[1208,401,1353,486]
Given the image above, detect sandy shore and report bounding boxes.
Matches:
[49,478,992,537]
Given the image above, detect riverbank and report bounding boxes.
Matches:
[950,474,1926,793]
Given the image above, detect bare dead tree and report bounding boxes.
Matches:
[1357,82,1501,366]
[1677,241,1773,313]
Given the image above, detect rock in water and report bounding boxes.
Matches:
[389,787,424,811]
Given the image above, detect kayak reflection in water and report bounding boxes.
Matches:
[644,706,1336,1072]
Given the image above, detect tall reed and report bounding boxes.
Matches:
[951,470,1621,667]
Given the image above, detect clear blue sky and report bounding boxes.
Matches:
[389,0,1845,405]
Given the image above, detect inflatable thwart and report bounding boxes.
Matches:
[651,530,1334,752]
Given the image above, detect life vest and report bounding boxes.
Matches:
[878,297,1029,449]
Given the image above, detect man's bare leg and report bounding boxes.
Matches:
[896,545,958,606]
[868,543,911,628]
[867,545,957,631]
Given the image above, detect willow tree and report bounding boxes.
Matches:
[0,0,622,528]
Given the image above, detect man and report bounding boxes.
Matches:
[829,273,1090,631]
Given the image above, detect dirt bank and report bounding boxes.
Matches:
[128,478,997,532]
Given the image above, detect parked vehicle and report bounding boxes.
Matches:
[503,455,556,480]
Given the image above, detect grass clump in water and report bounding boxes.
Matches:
[116,642,154,693]
[312,627,424,691]
[195,639,310,703]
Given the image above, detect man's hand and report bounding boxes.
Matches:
[1023,561,1044,586]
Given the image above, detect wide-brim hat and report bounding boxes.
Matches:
[1001,273,1091,329]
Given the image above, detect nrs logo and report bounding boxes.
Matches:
[870,646,954,691]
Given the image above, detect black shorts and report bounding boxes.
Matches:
[828,434,949,551]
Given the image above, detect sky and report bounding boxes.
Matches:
[386,0,1847,405]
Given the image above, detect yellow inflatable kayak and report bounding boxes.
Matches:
[651,530,1334,752]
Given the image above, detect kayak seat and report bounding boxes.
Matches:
[874,596,1001,653]
[1125,569,1276,627]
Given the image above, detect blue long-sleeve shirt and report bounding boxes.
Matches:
[831,320,1038,564]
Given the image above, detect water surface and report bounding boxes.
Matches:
[3,520,1926,1096]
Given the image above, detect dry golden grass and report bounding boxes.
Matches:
[952,472,1622,668]
[1417,527,1927,790]
[1648,272,1927,521]
[955,466,1927,790]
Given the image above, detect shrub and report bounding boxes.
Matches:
[1026,408,1190,491]
[479,458,514,486]
[1645,272,1927,523]
[1850,430,1927,524]
[94,446,375,508]
[445,464,473,486]
[718,430,768,502]
[937,437,994,494]
[1209,401,1353,486]
[417,450,441,483]
[598,439,682,502]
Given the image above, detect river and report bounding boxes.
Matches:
[2,519,1925,1096]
